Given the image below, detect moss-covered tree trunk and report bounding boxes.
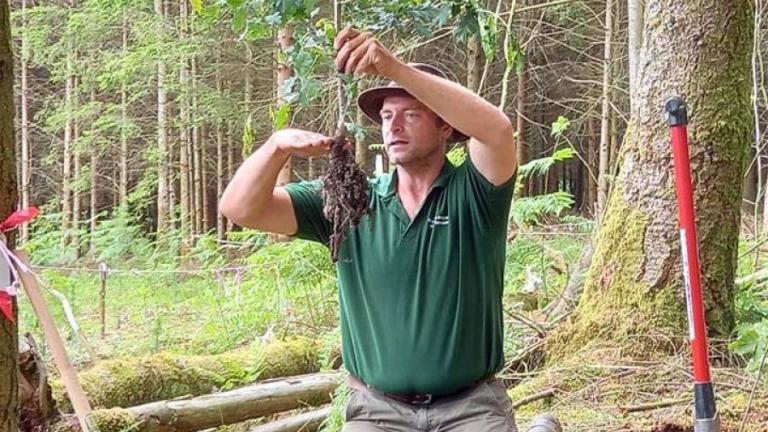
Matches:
[551,0,752,358]
[0,0,18,429]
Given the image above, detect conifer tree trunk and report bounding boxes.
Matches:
[201,123,210,233]
[466,34,482,93]
[72,75,81,255]
[516,64,526,194]
[192,59,203,235]
[597,0,614,219]
[155,0,170,236]
[20,0,31,243]
[276,27,294,186]
[226,123,234,232]
[216,66,225,241]
[551,0,752,358]
[119,11,129,207]
[179,0,191,248]
[355,85,367,171]
[89,90,98,252]
[0,0,18,427]
[62,58,74,244]
[586,117,598,213]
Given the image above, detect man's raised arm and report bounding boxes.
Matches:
[219,129,333,234]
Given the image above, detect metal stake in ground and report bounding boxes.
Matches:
[665,96,720,432]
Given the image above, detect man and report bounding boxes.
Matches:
[221,28,522,431]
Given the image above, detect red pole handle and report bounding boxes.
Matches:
[666,98,718,430]
[667,97,711,383]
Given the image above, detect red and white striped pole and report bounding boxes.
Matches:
[665,97,720,432]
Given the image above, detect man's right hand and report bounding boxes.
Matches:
[271,128,334,158]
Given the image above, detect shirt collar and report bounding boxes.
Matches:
[374,158,456,198]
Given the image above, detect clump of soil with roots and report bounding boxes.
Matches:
[322,134,370,262]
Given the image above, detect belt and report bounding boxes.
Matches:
[347,375,496,406]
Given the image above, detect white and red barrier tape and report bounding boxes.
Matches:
[0,207,39,322]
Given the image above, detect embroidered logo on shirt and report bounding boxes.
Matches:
[428,215,450,227]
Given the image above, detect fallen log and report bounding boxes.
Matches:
[50,373,341,432]
[53,337,324,412]
[247,406,331,432]
[735,267,768,286]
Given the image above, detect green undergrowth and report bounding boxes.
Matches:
[18,232,338,364]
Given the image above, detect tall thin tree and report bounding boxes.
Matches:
[597,0,614,219]
[89,89,98,252]
[119,11,129,207]
[155,0,170,236]
[179,0,192,248]
[275,26,294,186]
[20,0,31,244]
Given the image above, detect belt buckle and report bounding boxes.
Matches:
[411,393,433,405]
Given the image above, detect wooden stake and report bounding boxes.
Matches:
[13,250,93,432]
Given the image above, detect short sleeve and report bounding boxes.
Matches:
[459,156,517,229]
[283,180,332,245]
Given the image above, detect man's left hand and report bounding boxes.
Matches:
[334,27,401,77]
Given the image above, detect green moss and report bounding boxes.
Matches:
[260,338,321,378]
[718,390,768,427]
[49,410,141,432]
[90,409,142,432]
[545,189,687,362]
[54,337,321,412]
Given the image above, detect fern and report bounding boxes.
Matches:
[560,215,596,233]
[730,321,768,372]
[511,191,574,226]
[517,147,575,181]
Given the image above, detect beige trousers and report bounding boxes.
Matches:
[342,379,518,432]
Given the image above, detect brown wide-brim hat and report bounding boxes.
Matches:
[357,63,470,143]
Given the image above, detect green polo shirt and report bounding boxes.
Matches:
[285,157,515,395]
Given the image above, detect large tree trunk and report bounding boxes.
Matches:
[550,0,752,359]
[52,373,339,432]
[155,0,170,236]
[0,0,18,428]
